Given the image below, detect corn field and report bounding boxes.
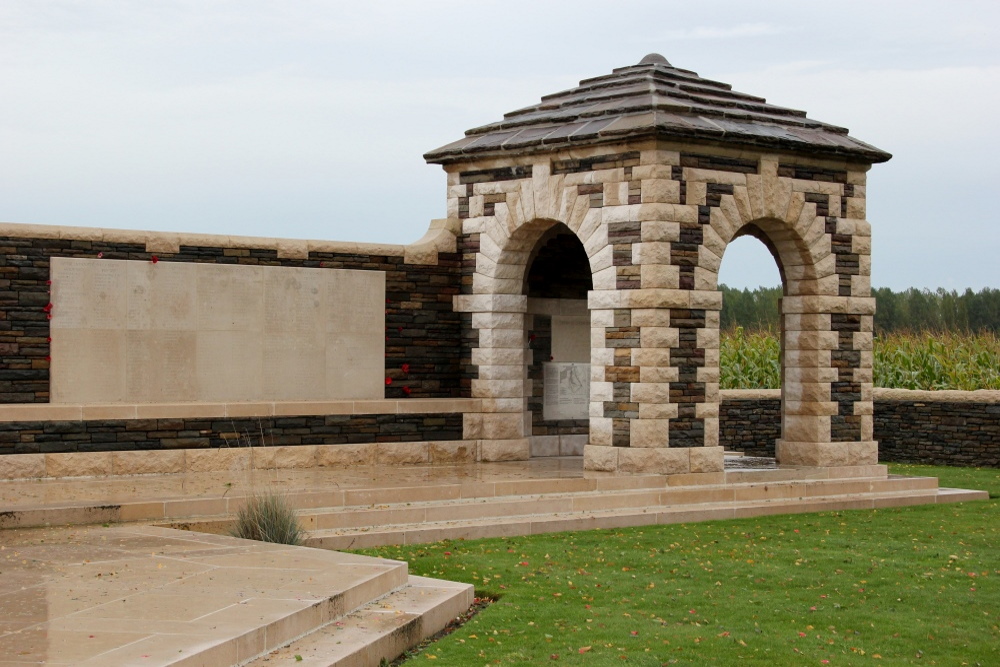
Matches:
[720,328,1000,390]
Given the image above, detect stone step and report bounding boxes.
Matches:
[246,576,474,667]
[301,482,973,550]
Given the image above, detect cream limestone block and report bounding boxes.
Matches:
[588,289,624,310]
[703,418,720,447]
[853,367,874,383]
[848,171,867,186]
[275,238,308,259]
[447,197,460,219]
[478,329,525,349]
[782,415,831,443]
[695,401,719,418]
[854,331,874,351]
[561,434,588,456]
[716,196,742,240]
[784,330,839,351]
[603,181,628,207]
[846,198,866,219]
[785,401,838,416]
[641,326,679,348]
[790,180,843,195]
[591,347,615,367]
[479,397,524,413]
[859,255,872,278]
[377,442,430,465]
[696,327,720,349]
[589,417,614,446]
[556,184,576,223]
[476,252,521,280]
[631,309,671,327]
[480,438,530,462]
[590,308,616,327]
[635,203,698,224]
[631,382,672,403]
[590,325,607,350]
[851,274,872,297]
[251,445,318,469]
[579,212,607,254]
[591,381,614,402]
[852,235,872,255]
[641,179,681,204]
[630,418,669,448]
[632,348,672,367]
[316,443,378,468]
[0,454,45,480]
[567,193,593,233]
[51,329,126,403]
[590,244,614,273]
[783,349,831,368]
[619,447,689,474]
[697,367,720,383]
[476,230,506,263]
[706,310,720,328]
[453,294,528,314]
[633,241,672,264]
[126,260,197,331]
[471,312,525,331]
[590,364,605,382]
[860,415,874,441]
[759,156,778,177]
[693,267,716,291]
[685,181,707,206]
[783,191,807,225]
[732,185,753,225]
[785,254,836,281]
[589,401,605,418]
[640,149,680,166]
[834,218,871,237]
[781,295,875,315]
[860,350,874,370]
[847,441,878,465]
[473,275,521,295]
[471,379,523,399]
[447,169,460,186]
[45,452,113,478]
[262,332,325,401]
[638,401,679,419]
[700,225,727,261]
[777,440,849,467]
[784,366,839,383]
[472,348,526,366]
[639,366,679,383]
[447,184,468,198]
[641,264,680,289]
[784,313,832,332]
[504,194,523,231]
[592,265,617,290]
[195,264,264,331]
[690,446,724,473]
[641,220,681,243]
[632,164,675,179]
[481,413,525,439]
[763,174,793,220]
[462,218,486,235]
[786,275,839,298]
[783,381,833,403]
[698,246,722,273]
[703,347,720,367]
[186,447,249,473]
[475,364,523,380]
[463,413,484,439]
[518,180,536,222]
[51,258,128,330]
[690,289,723,310]
[853,401,874,416]
[197,331,264,402]
[584,444,619,471]
[432,441,478,464]
[744,174,765,220]
[600,204,632,225]
[474,180,523,195]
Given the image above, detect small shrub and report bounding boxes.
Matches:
[230,492,304,545]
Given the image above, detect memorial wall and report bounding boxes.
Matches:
[50,258,385,403]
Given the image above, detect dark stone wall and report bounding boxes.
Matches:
[0,413,463,455]
[0,237,466,403]
[719,397,1000,468]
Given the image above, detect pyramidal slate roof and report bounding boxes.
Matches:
[425,54,890,165]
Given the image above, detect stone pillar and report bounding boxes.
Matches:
[454,294,531,461]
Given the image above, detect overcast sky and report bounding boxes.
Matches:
[1,1,997,290]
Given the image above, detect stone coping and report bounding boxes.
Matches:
[0,439,480,482]
[0,217,461,264]
[721,388,1000,403]
[0,398,481,423]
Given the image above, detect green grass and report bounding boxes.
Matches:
[356,465,1000,665]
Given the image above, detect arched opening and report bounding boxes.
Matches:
[523,223,593,457]
[717,226,786,458]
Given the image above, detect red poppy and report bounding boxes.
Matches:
[401,363,410,374]
[403,386,411,395]
[43,303,53,313]
[151,255,159,264]
[385,377,392,386]
[97,252,104,258]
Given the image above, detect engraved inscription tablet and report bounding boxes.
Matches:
[50,258,385,403]
[542,362,590,421]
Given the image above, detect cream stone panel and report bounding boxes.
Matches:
[126,261,197,331]
[583,444,619,471]
[126,330,198,402]
[50,258,127,329]
[326,332,384,400]
[196,331,264,402]
[263,331,326,401]
[782,415,831,443]
[195,264,264,331]
[51,329,127,403]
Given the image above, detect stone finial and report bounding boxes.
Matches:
[638,53,671,66]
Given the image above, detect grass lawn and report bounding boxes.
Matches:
[356,465,1000,666]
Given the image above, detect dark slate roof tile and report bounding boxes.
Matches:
[426,55,891,164]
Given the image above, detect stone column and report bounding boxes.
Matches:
[454,294,531,462]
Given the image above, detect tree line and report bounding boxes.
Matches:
[720,285,1000,334]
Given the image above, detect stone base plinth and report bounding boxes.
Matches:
[584,445,724,475]
[479,438,531,462]
[776,440,879,467]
